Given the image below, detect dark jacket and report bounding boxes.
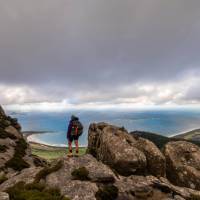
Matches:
[67,116,79,139]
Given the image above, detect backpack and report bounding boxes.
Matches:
[71,120,83,136]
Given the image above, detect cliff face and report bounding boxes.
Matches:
[0,106,200,200]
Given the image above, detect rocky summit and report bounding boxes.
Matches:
[0,107,200,200]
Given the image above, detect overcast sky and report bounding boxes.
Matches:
[1,0,200,110]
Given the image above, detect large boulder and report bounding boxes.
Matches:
[164,141,200,190]
[46,154,115,200]
[87,123,165,177]
[132,134,166,177]
[46,154,115,184]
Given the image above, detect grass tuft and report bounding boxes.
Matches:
[71,167,90,181]
[6,181,70,200]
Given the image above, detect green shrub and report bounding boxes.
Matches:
[0,145,8,153]
[0,174,8,184]
[95,185,118,200]
[34,160,63,183]
[5,138,30,171]
[7,181,70,200]
[25,182,46,191]
[71,167,90,181]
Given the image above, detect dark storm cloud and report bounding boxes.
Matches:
[0,0,200,106]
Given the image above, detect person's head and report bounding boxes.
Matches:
[71,115,79,121]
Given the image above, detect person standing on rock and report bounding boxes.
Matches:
[67,115,83,157]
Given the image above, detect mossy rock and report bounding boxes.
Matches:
[0,145,8,153]
[34,160,63,183]
[71,167,90,181]
[6,156,30,171]
[95,185,118,200]
[6,181,70,200]
[5,138,30,171]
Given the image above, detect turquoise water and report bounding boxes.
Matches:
[7,108,200,147]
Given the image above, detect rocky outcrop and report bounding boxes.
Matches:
[0,167,42,192]
[87,123,165,177]
[46,154,115,184]
[115,175,197,200]
[45,154,115,199]
[0,106,45,178]
[164,141,200,190]
[1,105,200,200]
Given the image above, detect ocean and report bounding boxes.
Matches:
[6,108,200,147]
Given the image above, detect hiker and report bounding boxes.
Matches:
[67,115,83,156]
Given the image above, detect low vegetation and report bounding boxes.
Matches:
[71,167,90,181]
[5,138,30,171]
[6,181,70,200]
[95,185,118,200]
[31,144,86,160]
[34,160,63,183]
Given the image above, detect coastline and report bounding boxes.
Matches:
[24,127,200,149]
[169,127,200,138]
[23,131,53,139]
[170,128,200,141]
[23,131,87,148]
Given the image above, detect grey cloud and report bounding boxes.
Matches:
[0,0,200,105]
